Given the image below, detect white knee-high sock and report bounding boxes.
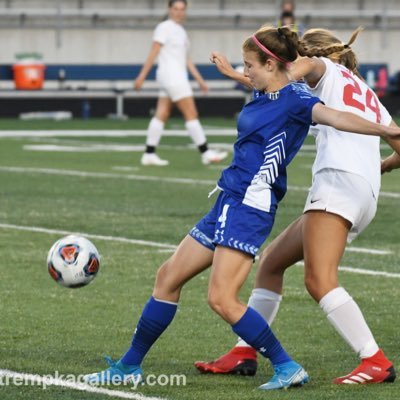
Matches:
[236,288,282,348]
[185,119,207,147]
[146,117,164,148]
[319,287,379,358]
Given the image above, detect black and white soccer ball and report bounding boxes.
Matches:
[47,235,100,288]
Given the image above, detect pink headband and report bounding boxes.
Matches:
[251,34,289,66]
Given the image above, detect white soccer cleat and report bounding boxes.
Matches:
[201,149,228,165]
[141,153,169,166]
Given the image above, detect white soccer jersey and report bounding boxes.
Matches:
[308,57,392,198]
[153,19,190,84]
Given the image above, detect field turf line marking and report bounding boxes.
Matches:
[0,166,216,186]
[1,166,400,200]
[0,129,237,137]
[0,223,398,276]
[295,261,400,278]
[0,223,392,256]
[345,247,392,255]
[0,369,164,400]
[338,266,400,278]
[0,223,176,250]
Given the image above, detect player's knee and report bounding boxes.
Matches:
[258,249,276,274]
[208,289,237,322]
[255,250,281,285]
[207,288,221,311]
[304,278,317,300]
[260,246,284,272]
[155,107,171,121]
[183,111,198,121]
[155,112,169,122]
[154,261,181,295]
[304,270,336,302]
[208,289,227,315]
[304,266,321,294]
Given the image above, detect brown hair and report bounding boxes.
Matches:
[242,26,299,71]
[168,0,187,7]
[298,27,363,77]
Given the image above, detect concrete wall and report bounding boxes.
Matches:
[1,27,399,73]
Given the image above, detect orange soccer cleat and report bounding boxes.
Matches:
[195,346,258,376]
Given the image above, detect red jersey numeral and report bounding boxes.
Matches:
[365,89,381,123]
[342,70,365,111]
[341,70,381,123]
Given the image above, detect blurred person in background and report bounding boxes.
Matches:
[278,1,304,35]
[134,0,228,166]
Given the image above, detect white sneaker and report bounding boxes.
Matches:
[201,149,228,165]
[141,153,169,166]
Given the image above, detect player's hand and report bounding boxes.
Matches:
[210,51,235,78]
[134,77,145,91]
[384,126,400,140]
[381,153,400,174]
[381,158,393,174]
[199,81,209,94]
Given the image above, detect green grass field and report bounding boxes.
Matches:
[0,117,399,400]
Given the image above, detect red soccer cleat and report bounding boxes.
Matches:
[194,346,258,376]
[333,349,396,384]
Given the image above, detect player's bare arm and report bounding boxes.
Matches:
[289,56,326,86]
[312,103,400,140]
[210,51,252,88]
[187,58,209,93]
[134,41,162,90]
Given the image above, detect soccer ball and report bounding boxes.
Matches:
[47,235,100,288]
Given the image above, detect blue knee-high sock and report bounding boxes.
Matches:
[120,296,177,367]
[232,307,292,367]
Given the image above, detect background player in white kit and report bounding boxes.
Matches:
[134,0,227,166]
[196,28,398,384]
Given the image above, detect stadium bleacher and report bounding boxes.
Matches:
[1,0,400,29]
[0,0,399,117]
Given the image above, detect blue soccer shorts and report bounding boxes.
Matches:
[189,191,275,257]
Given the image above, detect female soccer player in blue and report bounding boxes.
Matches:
[196,28,399,385]
[84,26,400,390]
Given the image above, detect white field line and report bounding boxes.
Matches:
[112,166,140,172]
[0,130,394,154]
[23,144,146,152]
[24,143,233,153]
[0,223,397,276]
[295,261,400,278]
[0,369,164,400]
[24,137,233,152]
[208,165,230,170]
[1,165,400,199]
[380,191,400,199]
[0,223,176,250]
[0,166,216,186]
[0,129,237,137]
[345,247,392,255]
[338,266,400,278]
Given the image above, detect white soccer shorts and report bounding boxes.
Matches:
[158,79,193,102]
[304,168,377,242]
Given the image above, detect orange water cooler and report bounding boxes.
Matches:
[13,59,45,90]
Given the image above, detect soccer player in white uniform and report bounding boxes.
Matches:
[196,28,398,385]
[134,0,227,166]
[84,26,400,391]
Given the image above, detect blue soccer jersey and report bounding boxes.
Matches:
[218,83,321,213]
